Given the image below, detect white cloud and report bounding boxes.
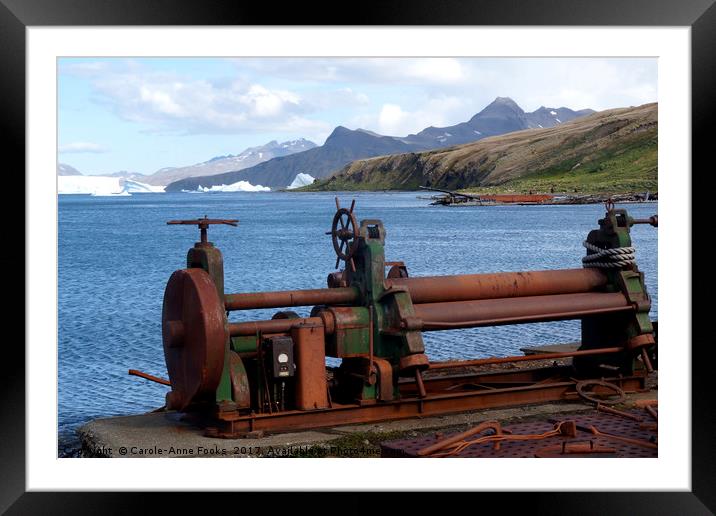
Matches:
[59,142,109,154]
[377,104,408,135]
[406,58,465,84]
[86,67,323,135]
[59,61,109,75]
[61,57,657,147]
[486,59,658,112]
[239,58,468,86]
[354,96,468,136]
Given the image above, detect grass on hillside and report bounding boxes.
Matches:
[465,138,657,194]
[299,132,657,195]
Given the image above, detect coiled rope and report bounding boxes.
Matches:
[582,241,636,269]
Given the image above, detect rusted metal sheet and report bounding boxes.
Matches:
[291,322,330,410]
[225,287,359,311]
[413,292,631,330]
[381,409,656,458]
[386,269,607,305]
[162,268,227,411]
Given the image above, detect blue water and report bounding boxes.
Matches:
[58,192,658,451]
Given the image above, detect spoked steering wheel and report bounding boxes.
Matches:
[326,197,359,271]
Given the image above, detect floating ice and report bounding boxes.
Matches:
[286,173,316,189]
[197,181,270,192]
[122,179,165,193]
[58,176,165,195]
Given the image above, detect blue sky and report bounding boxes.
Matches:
[58,57,657,176]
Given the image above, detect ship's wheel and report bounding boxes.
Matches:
[326,197,359,271]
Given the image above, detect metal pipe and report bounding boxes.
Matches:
[128,369,171,386]
[228,316,325,337]
[225,287,360,311]
[428,346,624,370]
[387,269,607,304]
[414,292,630,330]
[417,420,503,456]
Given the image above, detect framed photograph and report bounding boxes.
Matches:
[7,0,712,511]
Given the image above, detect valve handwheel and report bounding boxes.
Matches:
[326,197,359,271]
[167,215,239,245]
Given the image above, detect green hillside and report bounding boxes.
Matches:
[301,103,657,194]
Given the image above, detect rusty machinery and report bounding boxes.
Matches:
[150,201,657,437]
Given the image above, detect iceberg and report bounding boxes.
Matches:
[196,180,270,193]
[122,179,165,193]
[59,175,124,196]
[286,173,315,189]
[58,176,165,195]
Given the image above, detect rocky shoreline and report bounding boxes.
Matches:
[429,191,657,206]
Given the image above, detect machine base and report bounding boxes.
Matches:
[203,366,646,438]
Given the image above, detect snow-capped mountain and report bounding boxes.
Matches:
[57,163,83,176]
[167,98,595,191]
[140,138,317,186]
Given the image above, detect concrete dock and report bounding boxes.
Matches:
[77,388,657,458]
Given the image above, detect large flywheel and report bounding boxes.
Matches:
[162,268,227,410]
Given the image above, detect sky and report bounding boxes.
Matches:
[58,57,657,176]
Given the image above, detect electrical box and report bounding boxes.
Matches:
[266,336,295,379]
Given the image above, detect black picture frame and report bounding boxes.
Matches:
[5,0,711,512]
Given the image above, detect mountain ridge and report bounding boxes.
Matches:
[302,103,656,193]
[138,138,316,185]
[58,138,316,186]
[165,97,594,191]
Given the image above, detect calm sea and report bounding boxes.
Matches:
[58,192,658,453]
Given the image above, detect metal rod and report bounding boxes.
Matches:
[586,425,658,449]
[387,269,608,304]
[225,287,359,311]
[596,403,642,421]
[632,215,658,227]
[128,369,171,386]
[225,270,606,311]
[419,306,633,330]
[414,293,631,330]
[415,370,427,398]
[228,317,325,337]
[429,346,624,370]
[641,348,655,373]
[369,308,374,381]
